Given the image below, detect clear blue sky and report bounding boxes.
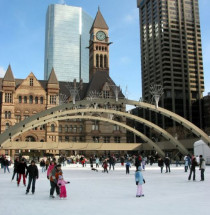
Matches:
[0,0,210,101]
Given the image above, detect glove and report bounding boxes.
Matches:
[136,181,138,185]
[143,179,146,184]
[67,181,70,184]
[36,177,38,179]
[47,176,49,179]
[58,183,61,186]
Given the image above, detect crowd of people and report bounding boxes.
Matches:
[0,152,207,199]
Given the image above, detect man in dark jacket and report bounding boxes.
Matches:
[17,158,28,186]
[164,156,171,173]
[3,157,10,173]
[188,157,198,181]
[26,160,39,194]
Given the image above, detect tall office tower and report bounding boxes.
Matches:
[137,0,204,128]
[44,4,93,83]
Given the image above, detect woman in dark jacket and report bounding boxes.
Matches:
[17,158,28,186]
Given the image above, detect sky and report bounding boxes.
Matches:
[0,0,210,101]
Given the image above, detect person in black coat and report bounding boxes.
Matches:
[17,158,28,186]
[3,157,10,173]
[26,160,39,194]
[158,157,164,173]
[11,157,19,181]
[164,156,171,173]
[188,157,198,181]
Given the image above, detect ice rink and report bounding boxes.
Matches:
[0,163,209,215]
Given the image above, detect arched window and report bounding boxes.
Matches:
[8,111,11,119]
[24,96,27,103]
[40,97,43,104]
[19,96,22,103]
[104,55,107,68]
[5,111,8,119]
[100,55,103,68]
[102,47,104,51]
[96,54,99,67]
[96,46,98,50]
[5,123,10,130]
[35,97,38,104]
[25,136,36,142]
[40,139,44,142]
[29,95,33,104]
[51,124,55,132]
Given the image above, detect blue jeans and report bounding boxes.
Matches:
[26,176,36,193]
[4,165,10,173]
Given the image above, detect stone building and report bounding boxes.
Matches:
[0,9,126,158]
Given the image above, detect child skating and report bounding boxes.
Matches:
[135,166,145,197]
[57,175,70,199]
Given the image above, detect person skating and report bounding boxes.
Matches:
[158,157,164,173]
[108,155,115,171]
[184,155,189,172]
[17,158,28,186]
[135,166,145,197]
[95,156,100,168]
[164,156,171,173]
[3,157,10,173]
[188,156,198,181]
[25,160,39,194]
[125,160,131,174]
[102,160,108,173]
[57,175,70,199]
[11,157,19,181]
[49,164,62,198]
[40,159,46,173]
[199,155,206,181]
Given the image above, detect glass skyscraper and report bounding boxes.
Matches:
[44,4,93,83]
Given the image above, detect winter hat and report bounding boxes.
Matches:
[59,175,63,179]
[138,166,142,171]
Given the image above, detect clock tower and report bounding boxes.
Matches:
[89,8,110,80]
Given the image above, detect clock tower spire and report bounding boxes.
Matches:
[89,8,110,80]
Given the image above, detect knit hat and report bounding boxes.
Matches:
[138,166,142,171]
[59,175,63,179]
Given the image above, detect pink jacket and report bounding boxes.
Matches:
[57,179,68,187]
[47,164,54,177]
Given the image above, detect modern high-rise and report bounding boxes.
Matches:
[44,4,93,83]
[137,0,204,128]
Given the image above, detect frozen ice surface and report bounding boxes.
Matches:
[0,164,209,215]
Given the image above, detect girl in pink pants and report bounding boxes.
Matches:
[135,166,145,197]
[57,175,70,199]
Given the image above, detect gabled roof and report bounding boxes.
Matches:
[85,70,124,99]
[3,65,15,82]
[90,8,109,32]
[48,68,58,85]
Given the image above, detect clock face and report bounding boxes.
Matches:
[96,31,106,41]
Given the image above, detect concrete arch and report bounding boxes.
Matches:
[2,115,165,157]
[0,98,209,151]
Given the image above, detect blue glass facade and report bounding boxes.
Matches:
[44,4,93,83]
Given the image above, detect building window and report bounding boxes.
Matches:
[5,111,11,119]
[24,115,29,119]
[35,97,38,104]
[65,125,68,133]
[5,122,10,130]
[65,136,69,142]
[114,136,121,143]
[24,96,27,103]
[103,136,110,143]
[15,115,21,123]
[104,55,107,68]
[40,125,45,130]
[114,124,120,131]
[73,125,77,133]
[19,96,22,103]
[30,78,34,86]
[50,95,57,105]
[100,54,103,68]
[72,137,77,142]
[103,91,109,98]
[40,97,43,104]
[29,95,33,104]
[69,125,73,132]
[79,125,83,133]
[59,125,62,132]
[96,54,99,67]
[5,93,12,103]
[59,136,62,142]
[51,124,55,132]
[92,121,99,130]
